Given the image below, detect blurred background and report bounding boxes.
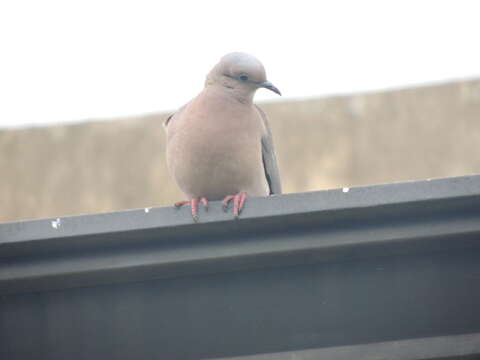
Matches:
[1,1,479,222]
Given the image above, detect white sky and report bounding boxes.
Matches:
[0,0,479,128]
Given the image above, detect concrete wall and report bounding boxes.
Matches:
[1,78,480,222]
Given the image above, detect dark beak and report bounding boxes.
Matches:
[260,81,281,96]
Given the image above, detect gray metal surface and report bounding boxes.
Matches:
[1,175,480,294]
[1,175,480,359]
[215,333,480,360]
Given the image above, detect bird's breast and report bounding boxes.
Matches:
[166,98,267,199]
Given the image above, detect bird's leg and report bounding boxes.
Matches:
[174,197,208,222]
[222,192,247,218]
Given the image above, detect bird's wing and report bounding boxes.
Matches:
[256,105,282,195]
[163,113,174,128]
[163,103,188,134]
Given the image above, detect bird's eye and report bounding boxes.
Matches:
[239,74,249,81]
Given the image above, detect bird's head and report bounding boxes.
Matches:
[206,52,281,102]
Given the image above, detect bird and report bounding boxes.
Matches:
[164,52,282,221]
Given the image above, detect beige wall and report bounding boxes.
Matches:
[1,79,480,222]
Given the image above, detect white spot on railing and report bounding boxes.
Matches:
[342,187,350,193]
[51,218,61,229]
[144,207,151,213]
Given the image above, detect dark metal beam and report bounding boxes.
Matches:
[1,175,480,295]
[1,175,480,360]
[214,333,480,360]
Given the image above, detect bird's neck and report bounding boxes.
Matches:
[206,82,255,105]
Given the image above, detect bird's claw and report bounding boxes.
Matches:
[174,193,246,221]
[174,200,190,208]
[222,192,247,219]
[174,197,209,222]
[200,197,208,211]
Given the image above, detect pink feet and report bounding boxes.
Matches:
[222,192,247,219]
[174,197,208,222]
[174,192,247,221]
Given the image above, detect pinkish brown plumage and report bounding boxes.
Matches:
[164,52,282,221]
